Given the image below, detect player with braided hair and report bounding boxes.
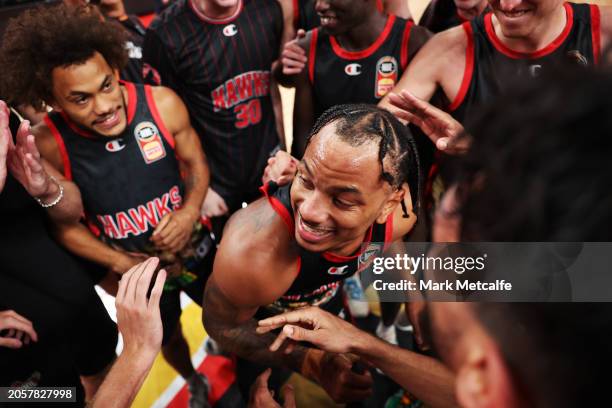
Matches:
[203,103,420,404]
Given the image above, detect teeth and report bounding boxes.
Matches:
[503,10,527,17]
[300,215,332,236]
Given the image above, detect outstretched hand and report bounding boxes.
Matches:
[281,29,308,76]
[0,310,38,349]
[248,369,296,408]
[262,150,297,186]
[388,90,469,155]
[0,101,11,192]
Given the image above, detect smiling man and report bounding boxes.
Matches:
[0,5,212,406]
[202,104,420,403]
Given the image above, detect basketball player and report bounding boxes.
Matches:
[285,0,431,158]
[143,0,289,237]
[381,0,612,152]
[0,6,211,406]
[203,104,420,403]
[420,0,489,33]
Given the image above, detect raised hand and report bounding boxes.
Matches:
[281,29,308,75]
[0,101,12,192]
[388,90,469,155]
[0,310,38,349]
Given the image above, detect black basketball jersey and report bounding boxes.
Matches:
[44,82,187,254]
[420,0,466,33]
[118,15,148,84]
[295,0,384,30]
[261,181,394,312]
[450,2,601,124]
[143,0,282,203]
[309,15,429,118]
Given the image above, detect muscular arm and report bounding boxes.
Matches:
[203,199,309,371]
[383,0,412,20]
[153,86,209,217]
[291,34,315,159]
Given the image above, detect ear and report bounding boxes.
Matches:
[455,340,518,408]
[48,100,62,113]
[113,69,120,82]
[376,183,414,224]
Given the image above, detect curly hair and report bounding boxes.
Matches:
[454,66,612,241]
[0,4,128,110]
[306,103,421,209]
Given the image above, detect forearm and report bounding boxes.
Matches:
[180,156,209,216]
[40,177,83,225]
[54,222,126,271]
[353,334,457,408]
[270,74,287,149]
[273,61,298,88]
[90,348,156,408]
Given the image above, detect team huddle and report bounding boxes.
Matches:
[1,0,611,407]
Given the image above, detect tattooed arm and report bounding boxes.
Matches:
[203,199,374,403]
[150,86,209,253]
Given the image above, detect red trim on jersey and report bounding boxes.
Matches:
[383,213,394,251]
[590,4,601,65]
[144,85,176,150]
[400,20,414,69]
[448,22,474,112]
[123,81,137,124]
[308,28,319,84]
[292,0,299,28]
[485,3,574,59]
[322,225,375,263]
[59,111,95,139]
[330,14,397,60]
[85,215,101,237]
[259,183,295,234]
[44,115,72,180]
[376,0,383,12]
[189,0,243,24]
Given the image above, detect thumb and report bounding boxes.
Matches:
[297,29,306,39]
[281,384,296,408]
[436,137,450,151]
[283,324,316,343]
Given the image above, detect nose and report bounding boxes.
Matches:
[315,0,330,13]
[498,0,523,11]
[298,190,328,226]
[93,94,115,116]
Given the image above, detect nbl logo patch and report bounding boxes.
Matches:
[134,121,166,164]
[375,56,398,98]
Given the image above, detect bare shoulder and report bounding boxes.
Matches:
[598,5,612,51]
[32,120,63,172]
[419,24,469,63]
[149,85,188,132]
[213,196,300,307]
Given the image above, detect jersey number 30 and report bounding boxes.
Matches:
[234,99,262,129]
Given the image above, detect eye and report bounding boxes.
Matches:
[103,81,113,91]
[298,173,314,190]
[74,96,89,105]
[333,198,353,209]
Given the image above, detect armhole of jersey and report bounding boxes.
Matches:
[43,115,72,180]
[295,256,302,277]
[85,213,101,237]
[448,22,474,112]
[144,85,176,150]
[383,213,394,251]
[400,20,414,69]
[259,183,295,234]
[292,0,299,28]
[124,81,138,124]
[308,28,318,84]
[590,4,601,65]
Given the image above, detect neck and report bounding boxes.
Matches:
[457,1,487,20]
[192,0,240,20]
[492,5,567,53]
[335,11,388,52]
[101,4,127,20]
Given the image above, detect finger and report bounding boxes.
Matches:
[152,214,172,238]
[297,28,306,38]
[148,268,167,310]
[15,120,30,148]
[127,258,155,304]
[24,153,43,174]
[345,369,374,389]
[0,337,23,349]
[283,339,296,355]
[281,384,296,408]
[259,307,319,328]
[25,134,41,160]
[135,257,160,305]
[281,324,317,344]
[255,368,272,387]
[7,329,14,338]
[2,317,37,342]
[269,329,290,352]
[116,263,134,302]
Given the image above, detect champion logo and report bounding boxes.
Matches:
[223,24,238,37]
[105,138,125,152]
[344,63,362,76]
[328,265,349,275]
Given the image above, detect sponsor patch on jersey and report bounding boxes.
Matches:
[134,121,166,164]
[223,24,238,37]
[105,138,125,153]
[358,243,383,271]
[375,56,398,98]
[344,63,362,76]
[328,265,349,275]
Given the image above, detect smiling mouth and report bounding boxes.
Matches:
[93,110,120,129]
[297,213,335,242]
[319,15,338,26]
[499,9,531,18]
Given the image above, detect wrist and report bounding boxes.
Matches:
[182,205,201,223]
[120,343,158,368]
[35,176,57,201]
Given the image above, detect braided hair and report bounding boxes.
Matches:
[305,104,421,212]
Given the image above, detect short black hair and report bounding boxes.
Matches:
[455,67,612,241]
[0,3,128,111]
[306,104,421,209]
